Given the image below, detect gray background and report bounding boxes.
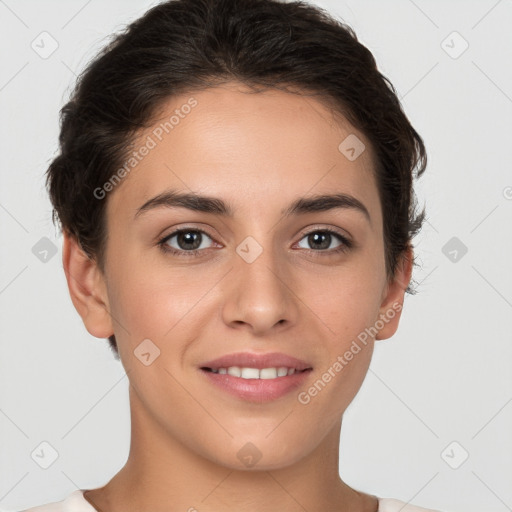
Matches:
[1,1,511,511]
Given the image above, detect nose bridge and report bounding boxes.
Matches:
[222,232,298,332]
[236,232,288,298]
[237,233,284,288]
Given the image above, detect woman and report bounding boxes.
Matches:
[22,0,447,510]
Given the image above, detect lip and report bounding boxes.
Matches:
[200,351,312,371]
[199,351,313,403]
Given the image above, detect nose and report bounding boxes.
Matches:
[221,239,300,336]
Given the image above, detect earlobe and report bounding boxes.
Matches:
[375,247,414,341]
[62,232,114,339]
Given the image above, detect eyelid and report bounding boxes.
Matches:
[297,224,352,242]
[159,224,221,244]
[159,224,351,244]
[158,223,354,256]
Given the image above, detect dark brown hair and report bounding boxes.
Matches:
[46,0,427,359]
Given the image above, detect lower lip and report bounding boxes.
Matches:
[200,368,312,403]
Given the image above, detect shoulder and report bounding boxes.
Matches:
[18,490,95,512]
[378,497,446,512]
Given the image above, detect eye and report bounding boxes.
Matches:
[296,229,352,254]
[158,227,352,258]
[158,228,216,256]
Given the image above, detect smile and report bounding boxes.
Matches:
[203,366,309,379]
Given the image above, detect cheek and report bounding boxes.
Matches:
[318,265,384,339]
[106,260,219,344]
[310,261,384,385]
[303,286,378,420]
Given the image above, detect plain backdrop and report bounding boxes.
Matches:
[1,1,511,511]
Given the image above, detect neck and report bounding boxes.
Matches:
[84,387,378,512]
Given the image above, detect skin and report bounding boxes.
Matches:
[63,82,412,512]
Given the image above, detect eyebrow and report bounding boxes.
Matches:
[134,190,371,223]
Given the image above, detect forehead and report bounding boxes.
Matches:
[106,83,380,224]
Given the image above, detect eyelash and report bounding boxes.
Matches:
[157,227,353,258]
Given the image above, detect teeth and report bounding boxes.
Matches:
[227,366,241,377]
[260,368,278,379]
[241,367,259,379]
[277,367,288,377]
[211,366,301,379]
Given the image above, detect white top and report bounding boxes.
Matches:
[15,490,446,512]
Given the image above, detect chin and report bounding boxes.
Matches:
[202,437,307,472]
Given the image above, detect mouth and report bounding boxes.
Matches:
[199,352,313,402]
[201,366,311,379]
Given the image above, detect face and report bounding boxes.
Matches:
[77,82,409,471]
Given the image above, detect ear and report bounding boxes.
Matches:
[375,246,413,341]
[61,232,114,339]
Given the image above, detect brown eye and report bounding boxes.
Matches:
[296,229,351,253]
[159,229,215,256]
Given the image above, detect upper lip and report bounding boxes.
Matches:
[200,352,313,371]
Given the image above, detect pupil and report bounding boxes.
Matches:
[310,232,330,250]
[179,231,201,250]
